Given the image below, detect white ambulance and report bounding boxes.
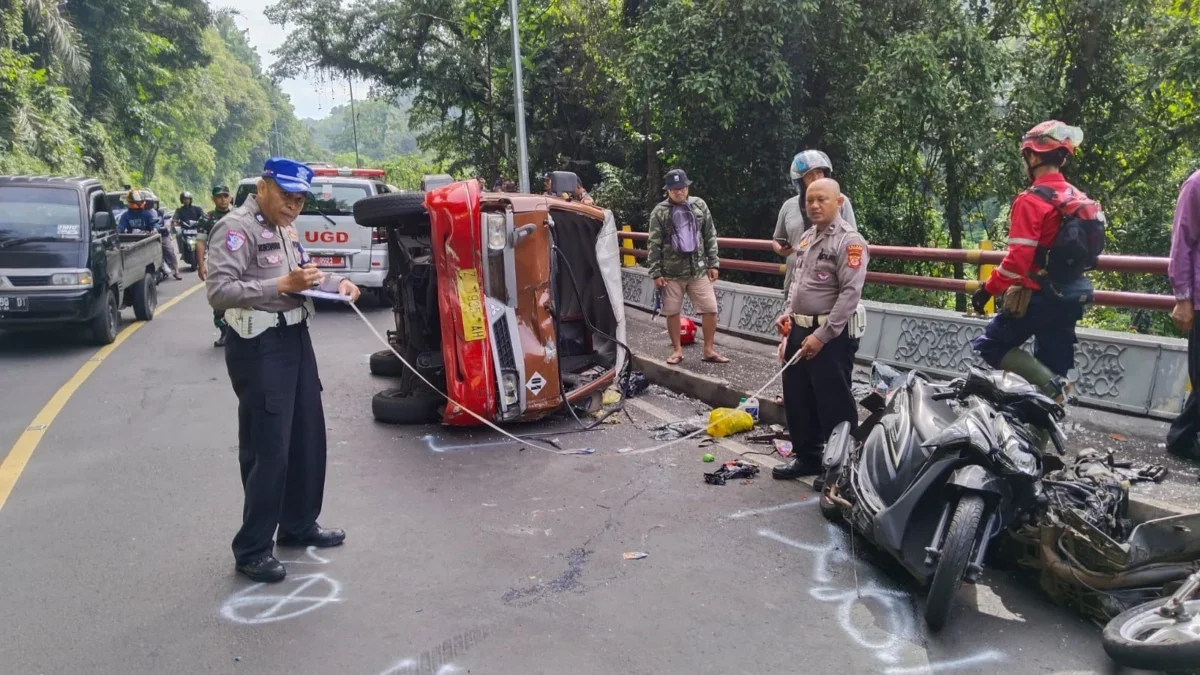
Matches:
[234,166,392,299]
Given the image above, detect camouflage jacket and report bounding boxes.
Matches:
[646,196,720,280]
[196,208,231,243]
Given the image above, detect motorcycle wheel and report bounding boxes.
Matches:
[1102,595,1200,672]
[924,494,985,631]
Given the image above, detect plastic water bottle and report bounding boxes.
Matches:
[740,397,760,422]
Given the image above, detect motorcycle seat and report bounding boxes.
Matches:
[909,379,958,441]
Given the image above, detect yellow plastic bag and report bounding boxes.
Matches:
[706,408,754,438]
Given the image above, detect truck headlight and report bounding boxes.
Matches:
[486,213,507,251]
[501,372,519,406]
[51,272,92,287]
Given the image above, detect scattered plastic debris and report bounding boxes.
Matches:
[564,447,597,455]
[704,459,760,485]
[650,419,706,441]
[774,439,793,457]
[706,408,754,438]
[620,370,650,397]
[702,453,715,463]
[1109,432,1128,442]
[602,387,622,406]
[623,551,649,560]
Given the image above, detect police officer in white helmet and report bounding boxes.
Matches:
[773,150,857,297]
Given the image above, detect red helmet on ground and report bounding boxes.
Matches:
[679,316,697,345]
[1020,120,1083,155]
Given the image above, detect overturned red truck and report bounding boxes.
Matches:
[354,177,626,426]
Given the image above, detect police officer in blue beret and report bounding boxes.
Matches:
[206,158,361,583]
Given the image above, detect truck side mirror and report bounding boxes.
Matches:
[93,212,115,232]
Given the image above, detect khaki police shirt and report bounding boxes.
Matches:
[206,195,345,312]
[785,216,869,343]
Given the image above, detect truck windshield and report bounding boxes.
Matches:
[0,186,83,241]
[233,182,371,216]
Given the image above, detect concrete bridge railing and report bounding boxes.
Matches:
[620,267,1188,420]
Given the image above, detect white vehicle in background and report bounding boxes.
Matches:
[234,167,393,301]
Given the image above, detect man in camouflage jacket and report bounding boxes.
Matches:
[646,169,726,364]
[197,185,233,347]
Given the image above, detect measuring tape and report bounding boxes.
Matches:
[349,302,804,457]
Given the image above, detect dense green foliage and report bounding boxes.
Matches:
[0,1,318,207]
[270,0,1200,333]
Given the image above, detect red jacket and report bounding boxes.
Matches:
[985,172,1083,295]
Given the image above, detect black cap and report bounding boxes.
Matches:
[664,169,692,190]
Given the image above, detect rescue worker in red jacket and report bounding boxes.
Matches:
[970,120,1098,400]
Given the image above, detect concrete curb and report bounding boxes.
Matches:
[634,352,1193,520]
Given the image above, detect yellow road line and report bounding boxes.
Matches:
[0,282,206,512]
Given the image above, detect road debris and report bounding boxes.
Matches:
[706,408,754,438]
[774,439,793,457]
[702,453,715,462]
[650,419,706,441]
[622,551,649,560]
[704,459,760,485]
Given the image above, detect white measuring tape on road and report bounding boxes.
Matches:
[348,301,804,458]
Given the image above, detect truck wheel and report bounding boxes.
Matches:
[369,349,405,377]
[372,388,443,425]
[90,288,120,345]
[132,271,158,321]
[353,192,426,228]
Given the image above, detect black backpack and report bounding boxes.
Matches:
[1028,184,1107,281]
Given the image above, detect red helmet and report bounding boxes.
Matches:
[1020,120,1083,155]
[679,316,697,345]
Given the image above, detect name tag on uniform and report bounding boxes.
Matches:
[258,242,281,252]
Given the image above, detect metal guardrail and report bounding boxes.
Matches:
[617,230,1174,312]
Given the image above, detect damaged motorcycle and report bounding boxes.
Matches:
[818,363,1066,630]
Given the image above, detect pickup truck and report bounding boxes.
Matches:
[0,176,163,344]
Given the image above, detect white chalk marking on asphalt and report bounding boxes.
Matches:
[727,500,815,519]
[220,573,342,624]
[421,434,520,453]
[883,650,1006,674]
[277,546,331,565]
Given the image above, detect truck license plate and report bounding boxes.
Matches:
[311,256,345,268]
[455,269,487,342]
[0,296,29,313]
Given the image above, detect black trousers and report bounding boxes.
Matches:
[782,321,858,461]
[1168,320,1200,455]
[225,321,327,564]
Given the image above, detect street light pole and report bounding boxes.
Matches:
[348,73,362,169]
[509,0,530,192]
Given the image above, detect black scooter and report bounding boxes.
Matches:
[175,219,199,269]
[819,363,1065,630]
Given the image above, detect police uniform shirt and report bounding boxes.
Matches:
[206,194,345,312]
[786,216,869,343]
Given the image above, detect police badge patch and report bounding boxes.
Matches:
[227,231,247,252]
[847,244,863,269]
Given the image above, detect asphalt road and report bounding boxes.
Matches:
[0,281,1151,675]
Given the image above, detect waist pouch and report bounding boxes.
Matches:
[1001,286,1033,318]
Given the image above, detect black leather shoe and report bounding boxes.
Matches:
[213,329,227,347]
[276,525,346,548]
[236,555,286,583]
[772,457,822,480]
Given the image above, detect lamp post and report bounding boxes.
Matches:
[509,0,530,193]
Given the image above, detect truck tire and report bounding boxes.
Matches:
[90,288,120,345]
[132,271,157,321]
[354,192,426,228]
[369,349,405,377]
[372,387,443,425]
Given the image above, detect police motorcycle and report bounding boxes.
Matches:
[818,363,1066,631]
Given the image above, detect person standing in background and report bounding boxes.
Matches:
[773,150,857,302]
[1167,168,1200,463]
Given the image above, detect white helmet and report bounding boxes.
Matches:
[789,150,833,193]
